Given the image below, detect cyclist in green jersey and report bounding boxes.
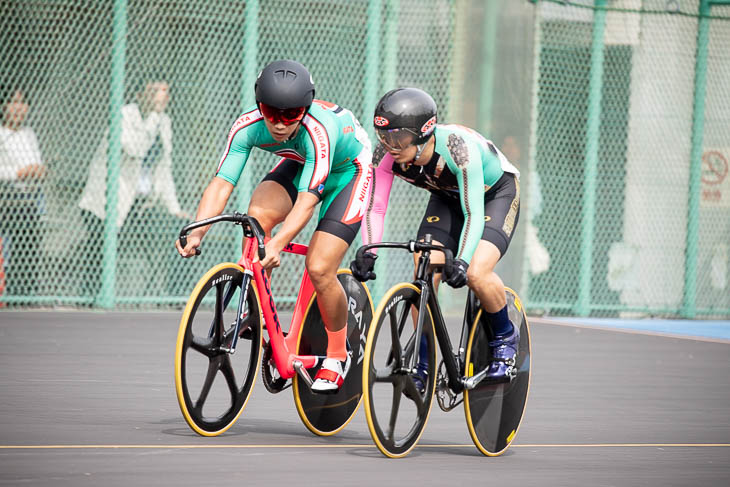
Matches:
[352,87,520,387]
[176,60,372,393]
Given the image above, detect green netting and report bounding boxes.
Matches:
[0,0,458,309]
[1,0,728,319]
[526,0,730,317]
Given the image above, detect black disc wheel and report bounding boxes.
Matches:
[174,263,262,436]
[362,283,437,458]
[464,287,531,455]
[293,270,373,436]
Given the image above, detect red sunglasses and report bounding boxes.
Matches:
[259,103,306,126]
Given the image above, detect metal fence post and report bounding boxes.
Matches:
[575,0,607,316]
[99,0,127,308]
[237,0,259,213]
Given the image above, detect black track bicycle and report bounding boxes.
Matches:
[356,236,531,458]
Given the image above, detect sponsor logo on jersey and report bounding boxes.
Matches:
[317,183,325,193]
[374,116,389,127]
[341,158,371,225]
[420,116,436,134]
[301,116,330,189]
[217,108,263,173]
[426,215,440,223]
[485,215,491,222]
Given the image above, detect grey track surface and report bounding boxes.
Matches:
[1,311,728,487]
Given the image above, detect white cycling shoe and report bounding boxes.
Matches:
[311,355,351,394]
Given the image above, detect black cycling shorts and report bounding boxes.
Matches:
[417,172,520,257]
[261,158,368,245]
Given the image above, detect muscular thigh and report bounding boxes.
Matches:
[482,173,520,257]
[416,173,521,260]
[315,157,369,246]
[250,159,300,227]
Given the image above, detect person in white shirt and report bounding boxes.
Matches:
[0,87,46,298]
[78,80,190,300]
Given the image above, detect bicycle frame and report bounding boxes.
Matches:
[357,239,474,395]
[238,236,324,382]
[179,213,326,385]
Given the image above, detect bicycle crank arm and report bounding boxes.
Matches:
[463,368,490,390]
[292,360,314,387]
[463,361,516,389]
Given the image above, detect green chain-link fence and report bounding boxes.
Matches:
[1,0,728,319]
[0,0,460,309]
[525,0,730,317]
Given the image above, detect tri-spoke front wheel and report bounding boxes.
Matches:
[174,263,262,436]
[362,283,437,458]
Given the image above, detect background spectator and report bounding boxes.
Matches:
[0,86,46,297]
[78,79,190,300]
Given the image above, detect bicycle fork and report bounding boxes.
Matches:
[209,270,252,354]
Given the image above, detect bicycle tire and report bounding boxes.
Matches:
[293,270,373,436]
[463,287,531,456]
[362,283,437,458]
[174,262,263,436]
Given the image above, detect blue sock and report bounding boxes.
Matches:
[418,334,429,368]
[484,305,513,337]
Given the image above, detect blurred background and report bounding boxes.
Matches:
[0,0,728,318]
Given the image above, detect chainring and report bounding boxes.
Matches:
[261,339,290,393]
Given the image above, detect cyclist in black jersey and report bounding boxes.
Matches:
[352,88,521,386]
[176,60,372,393]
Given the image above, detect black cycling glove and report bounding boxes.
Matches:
[443,258,468,288]
[350,251,378,282]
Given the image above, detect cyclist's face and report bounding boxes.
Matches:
[263,116,301,142]
[377,127,419,163]
[390,144,419,164]
[260,103,306,142]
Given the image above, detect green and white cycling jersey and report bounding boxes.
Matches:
[365,123,519,263]
[215,100,371,200]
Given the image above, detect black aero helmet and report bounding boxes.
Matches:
[373,87,437,147]
[255,59,315,110]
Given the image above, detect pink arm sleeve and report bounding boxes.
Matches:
[361,152,395,250]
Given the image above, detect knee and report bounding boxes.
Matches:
[306,258,334,288]
[247,206,278,232]
[466,266,485,287]
[468,268,502,294]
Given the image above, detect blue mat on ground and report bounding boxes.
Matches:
[553,318,730,341]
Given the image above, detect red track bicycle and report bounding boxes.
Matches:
[174,213,373,437]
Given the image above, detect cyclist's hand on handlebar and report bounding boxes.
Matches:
[350,251,377,282]
[443,258,468,288]
[259,240,281,270]
[176,233,201,258]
